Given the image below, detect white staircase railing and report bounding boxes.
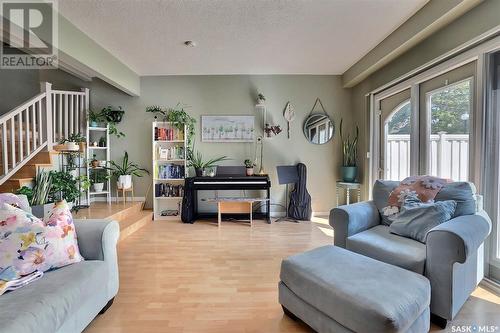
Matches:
[0,82,89,186]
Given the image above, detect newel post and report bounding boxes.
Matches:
[41,82,53,150]
[82,87,90,132]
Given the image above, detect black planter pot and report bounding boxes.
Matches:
[195,168,203,177]
[106,109,125,123]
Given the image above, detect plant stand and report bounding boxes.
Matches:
[58,149,89,210]
[116,184,134,203]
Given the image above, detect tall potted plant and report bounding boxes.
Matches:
[106,151,149,189]
[339,119,359,182]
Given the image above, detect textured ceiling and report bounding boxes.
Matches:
[58,0,428,76]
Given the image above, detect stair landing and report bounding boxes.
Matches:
[73,202,152,242]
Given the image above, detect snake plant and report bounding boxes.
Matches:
[339,119,359,167]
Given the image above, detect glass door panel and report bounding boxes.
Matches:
[379,89,412,180]
[419,62,476,180]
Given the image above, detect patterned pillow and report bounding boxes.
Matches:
[0,201,83,283]
[42,201,84,269]
[0,204,51,281]
[0,193,31,213]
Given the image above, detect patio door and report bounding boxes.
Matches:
[378,89,413,180]
[419,62,475,181]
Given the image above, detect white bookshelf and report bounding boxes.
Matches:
[86,124,111,204]
[152,121,187,221]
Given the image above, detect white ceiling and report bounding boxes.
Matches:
[58,0,428,76]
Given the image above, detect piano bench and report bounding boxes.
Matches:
[205,198,269,227]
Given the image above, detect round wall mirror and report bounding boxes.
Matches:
[303,114,335,144]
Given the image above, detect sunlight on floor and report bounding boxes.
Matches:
[311,215,334,238]
[471,286,500,305]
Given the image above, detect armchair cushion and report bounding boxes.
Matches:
[347,225,426,274]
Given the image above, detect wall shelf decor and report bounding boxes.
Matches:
[201,115,255,142]
[152,121,187,221]
[86,124,111,203]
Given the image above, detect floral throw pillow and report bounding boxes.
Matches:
[0,193,31,212]
[0,201,84,283]
[42,201,84,268]
[0,204,51,281]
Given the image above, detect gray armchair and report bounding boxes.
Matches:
[329,181,491,326]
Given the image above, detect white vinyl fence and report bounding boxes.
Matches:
[385,132,469,181]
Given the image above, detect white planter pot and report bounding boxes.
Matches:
[69,169,78,178]
[117,175,132,189]
[93,183,104,192]
[64,142,79,151]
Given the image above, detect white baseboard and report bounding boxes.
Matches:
[480,278,500,295]
[90,196,146,203]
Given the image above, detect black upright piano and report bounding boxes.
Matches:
[181,167,271,223]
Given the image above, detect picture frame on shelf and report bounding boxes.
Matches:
[201,115,255,143]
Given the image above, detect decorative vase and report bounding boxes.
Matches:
[91,160,99,168]
[341,166,357,182]
[93,183,104,192]
[117,175,132,189]
[90,121,98,127]
[246,167,254,176]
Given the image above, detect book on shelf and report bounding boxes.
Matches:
[156,144,185,160]
[154,126,184,141]
[155,183,185,197]
[0,270,44,295]
[155,164,185,179]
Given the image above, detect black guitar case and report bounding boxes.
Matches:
[288,163,312,220]
[181,178,195,223]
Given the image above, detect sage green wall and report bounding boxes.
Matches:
[351,0,500,198]
[90,75,352,212]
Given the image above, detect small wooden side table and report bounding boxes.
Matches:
[336,181,361,206]
[204,197,269,227]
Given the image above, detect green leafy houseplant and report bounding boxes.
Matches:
[188,150,229,176]
[87,108,125,138]
[244,159,255,168]
[79,175,91,191]
[106,151,149,178]
[339,119,359,182]
[90,169,109,184]
[49,171,80,203]
[146,104,196,152]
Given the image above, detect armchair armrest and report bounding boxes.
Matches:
[426,211,491,264]
[74,219,120,298]
[425,211,491,319]
[329,201,380,248]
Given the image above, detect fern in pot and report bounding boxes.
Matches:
[339,119,359,182]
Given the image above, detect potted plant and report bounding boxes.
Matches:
[91,169,109,192]
[55,138,79,152]
[146,105,168,122]
[49,171,80,206]
[87,109,104,127]
[339,119,359,182]
[106,151,149,189]
[244,159,256,176]
[188,150,229,177]
[98,136,106,147]
[102,105,125,123]
[67,133,87,152]
[257,93,266,105]
[25,171,53,218]
[79,175,91,192]
[90,154,99,168]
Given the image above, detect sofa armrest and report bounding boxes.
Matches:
[426,211,491,263]
[329,201,380,248]
[74,219,120,298]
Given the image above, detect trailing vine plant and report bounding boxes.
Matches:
[146,103,196,157]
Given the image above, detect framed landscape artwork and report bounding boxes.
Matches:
[201,115,255,142]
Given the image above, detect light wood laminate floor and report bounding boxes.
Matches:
[85,216,500,333]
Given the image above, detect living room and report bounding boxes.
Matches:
[0,0,499,332]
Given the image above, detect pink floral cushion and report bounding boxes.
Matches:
[0,204,51,281]
[0,193,30,212]
[0,201,83,283]
[42,200,84,269]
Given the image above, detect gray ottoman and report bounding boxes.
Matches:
[279,246,430,333]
